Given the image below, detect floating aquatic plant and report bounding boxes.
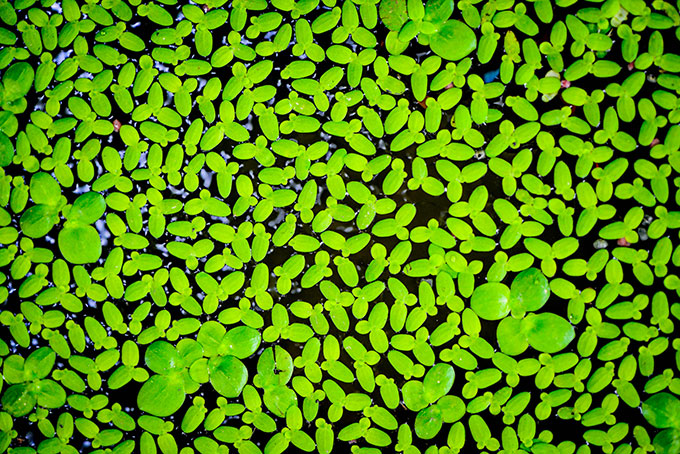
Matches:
[0,0,679,453]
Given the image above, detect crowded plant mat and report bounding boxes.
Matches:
[0,0,680,452]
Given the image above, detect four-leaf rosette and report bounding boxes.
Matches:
[1,347,66,417]
[20,172,106,265]
[472,267,575,356]
[137,339,203,417]
[403,363,464,440]
[137,324,263,418]
[195,321,262,399]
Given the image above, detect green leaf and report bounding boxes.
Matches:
[415,405,443,440]
[424,0,454,23]
[642,393,680,429]
[223,326,261,359]
[20,204,59,238]
[264,385,297,418]
[423,363,454,403]
[200,126,224,151]
[523,313,575,354]
[67,192,105,224]
[496,317,528,356]
[35,379,67,409]
[379,0,408,31]
[138,374,185,417]
[289,234,321,253]
[145,341,181,374]
[209,355,248,398]
[430,20,476,61]
[1,384,36,417]
[653,429,680,454]
[197,321,226,357]
[30,172,61,206]
[509,267,550,314]
[470,283,511,320]
[25,347,56,380]
[3,62,34,102]
[402,380,429,411]
[0,131,14,167]
[58,225,102,264]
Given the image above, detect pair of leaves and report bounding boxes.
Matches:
[137,340,198,417]
[496,312,575,355]
[20,173,105,264]
[19,172,63,239]
[197,321,262,399]
[402,363,455,412]
[256,346,298,418]
[470,267,550,320]
[402,364,464,440]
[470,268,575,354]
[1,347,66,417]
[59,192,106,264]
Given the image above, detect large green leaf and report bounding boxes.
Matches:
[263,385,297,418]
[209,355,248,398]
[496,317,528,356]
[643,393,680,429]
[24,347,56,380]
[509,267,550,314]
[470,283,510,320]
[523,313,575,353]
[20,204,59,238]
[414,405,443,440]
[429,20,476,61]
[67,192,106,224]
[1,384,36,417]
[30,172,61,206]
[424,0,454,23]
[35,379,67,409]
[2,62,34,102]
[653,429,680,454]
[58,225,102,264]
[145,341,182,374]
[379,0,408,31]
[0,131,13,167]
[223,326,261,359]
[197,321,226,357]
[138,374,186,417]
[402,380,429,411]
[423,363,454,403]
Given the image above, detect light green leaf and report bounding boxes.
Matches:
[415,405,443,440]
[643,393,680,429]
[523,313,575,354]
[210,355,248,398]
[470,283,510,320]
[58,225,102,264]
[138,375,185,417]
[423,363,454,403]
[430,20,476,61]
